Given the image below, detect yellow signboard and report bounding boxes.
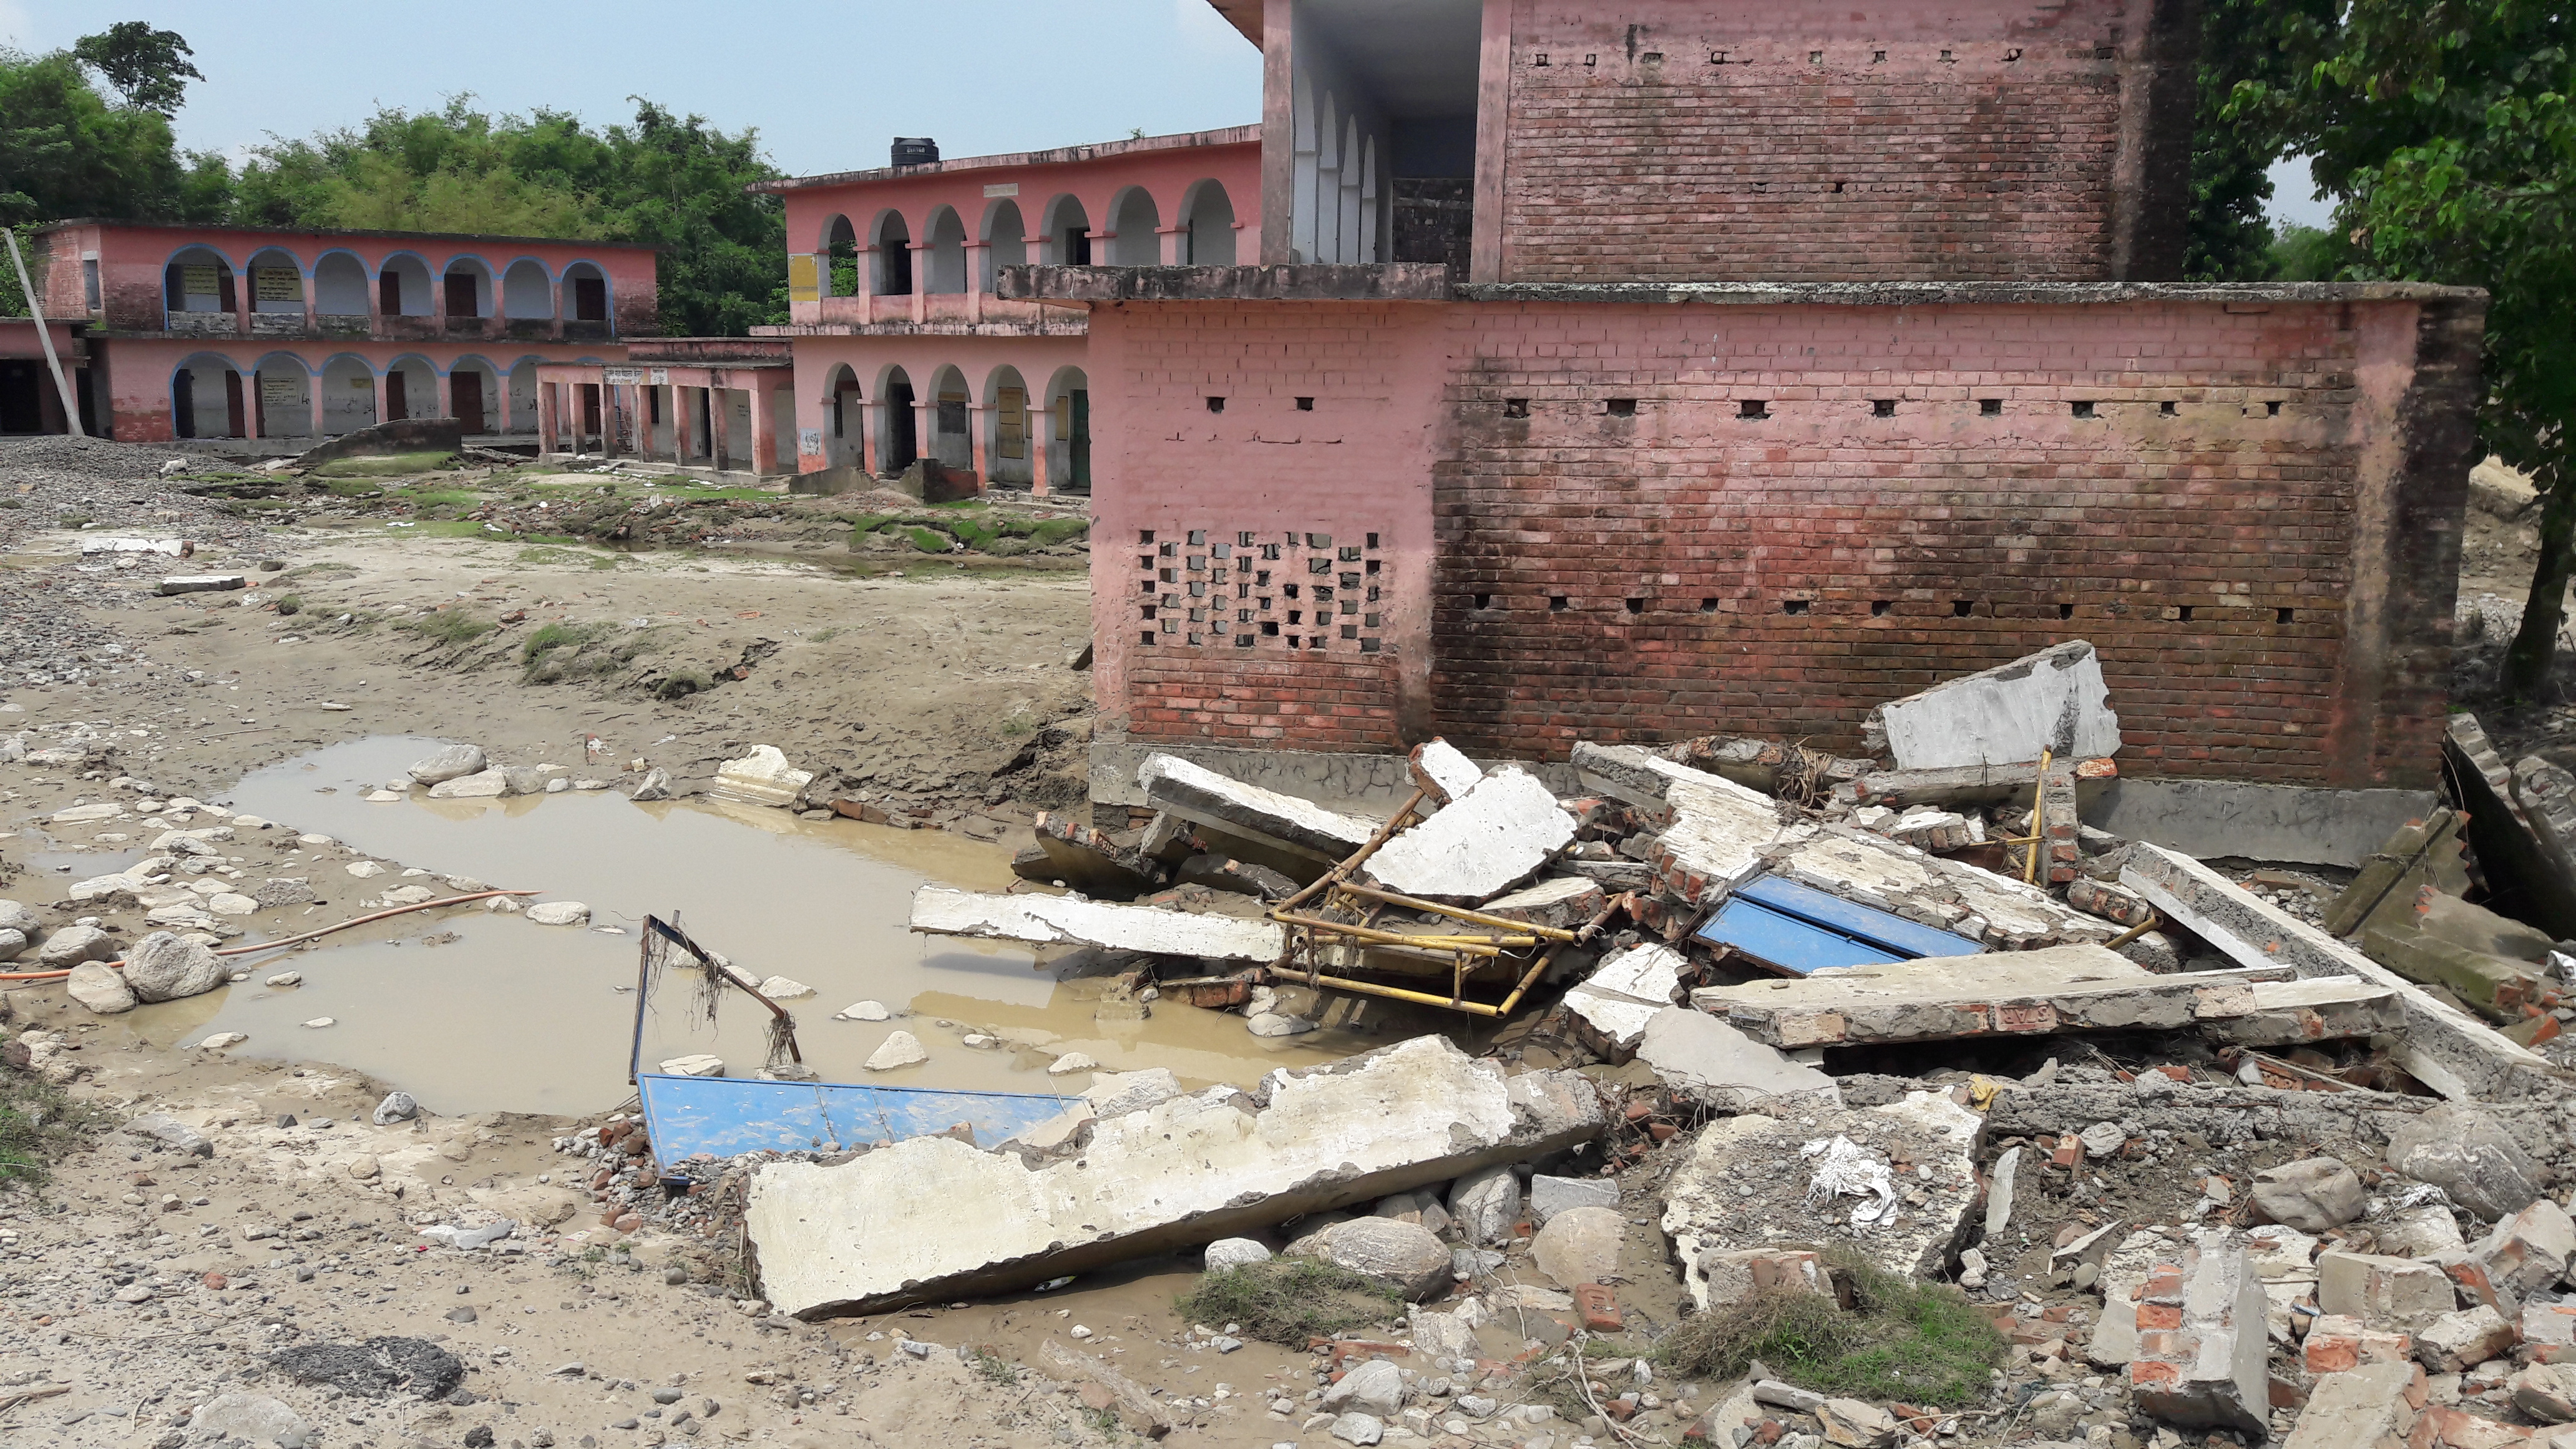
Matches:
[786,253,820,304]
[253,267,301,303]
[180,264,220,298]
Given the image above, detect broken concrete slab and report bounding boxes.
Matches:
[907,886,1284,964]
[2447,713,2576,940]
[2194,977,2410,1049]
[709,746,813,809]
[1173,853,1297,901]
[1138,753,1376,865]
[1865,640,2120,770]
[1661,1090,1982,1307]
[1561,944,1684,1062]
[1833,758,2117,813]
[1408,738,1483,805]
[2318,1251,2456,1330]
[1688,945,2305,1050]
[1478,876,1607,932]
[2089,778,2443,873]
[157,574,248,596]
[2280,1360,2422,1449]
[1573,741,1780,819]
[2120,843,2567,1103]
[744,1035,1603,1316]
[1671,736,1875,800]
[1769,826,2115,949]
[2129,1232,2271,1436]
[1656,782,1808,911]
[1362,767,1573,904]
[1026,812,1168,899]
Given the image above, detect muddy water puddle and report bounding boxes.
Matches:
[151,736,1383,1117]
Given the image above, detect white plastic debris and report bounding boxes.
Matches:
[1800,1134,1898,1227]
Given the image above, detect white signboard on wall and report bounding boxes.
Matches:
[798,429,822,457]
[602,366,645,385]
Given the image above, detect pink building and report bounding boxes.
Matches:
[748,129,1261,493]
[30,220,656,446]
[0,320,90,436]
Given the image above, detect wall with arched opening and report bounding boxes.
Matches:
[164,246,234,317]
[379,255,434,316]
[250,354,313,437]
[171,353,241,438]
[924,208,968,294]
[508,359,542,435]
[871,212,913,296]
[823,215,860,299]
[383,355,439,421]
[877,364,919,474]
[320,354,378,436]
[1039,195,1092,267]
[560,262,610,328]
[245,248,305,315]
[980,200,1028,291]
[927,364,973,471]
[448,356,501,431]
[313,252,369,316]
[442,258,494,320]
[1107,188,1163,266]
[1042,364,1091,493]
[502,260,553,320]
[1180,180,1239,265]
[822,365,865,471]
[983,365,1033,487]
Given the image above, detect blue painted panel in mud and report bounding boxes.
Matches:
[1693,874,1983,977]
[636,1073,1079,1168]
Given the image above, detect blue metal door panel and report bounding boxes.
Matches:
[1692,896,1911,977]
[636,1073,1080,1169]
[1734,874,1985,959]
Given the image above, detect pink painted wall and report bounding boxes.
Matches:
[99,334,620,443]
[784,333,1090,487]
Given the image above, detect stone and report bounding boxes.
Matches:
[711,746,814,809]
[2079,1120,2129,1159]
[1448,1164,1522,1247]
[746,1036,1603,1316]
[2384,1104,2545,1220]
[1322,1359,1406,1418]
[1039,1339,1176,1437]
[525,901,590,927]
[2466,1198,2576,1299]
[1327,1412,1384,1446]
[1047,1052,1098,1075]
[2280,1360,2422,1449]
[0,900,40,935]
[270,1337,465,1399]
[1695,1248,1827,1310]
[2128,1234,2271,1436]
[1082,1068,1182,1119]
[265,971,304,988]
[1530,1206,1624,1289]
[372,1091,419,1125]
[1246,1012,1316,1037]
[347,1155,379,1181]
[65,960,136,1014]
[35,924,114,967]
[427,768,512,800]
[122,1113,212,1156]
[2417,1305,2517,1372]
[344,861,387,879]
[2317,1252,2456,1330]
[0,929,22,964]
[124,931,225,1002]
[2380,1205,2468,1259]
[2300,1314,2414,1374]
[2514,1363,2576,1423]
[189,1393,310,1444]
[253,879,316,909]
[1865,640,2120,769]
[863,1032,928,1071]
[754,976,816,1000]
[2251,1158,2367,1233]
[1299,1217,1455,1300]
[1528,1173,1617,1224]
[909,885,1286,963]
[207,892,259,916]
[1815,1398,1901,1448]
[837,1000,890,1022]
[1203,1237,1272,1270]
[376,886,436,907]
[1560,943,1684,1062]
[1408,1302,1478,1360]
[197,1032,247,1050]
[631,768,673,802]
[407,744,487,785]
[1637,1006,1842,1113]
[1364,767,1576,903]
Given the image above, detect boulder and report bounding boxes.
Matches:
[428,768,512,800]
[1320,1359,1407,1418]
[754,976,816,1000]
[2251,1158,2367,1233]
[372,1091,419,1125]
[1531,1205,1624,1288]
[0,929,23,964]
[189,1393,310,1445]
[65,960,135,1014]
[1299,1218,1453,1300]
[407,744,486,784]
[2384,1104,2544,1221]
[0,900,41,936]
[837,1000,891,1022]
[1530,1173,1618,1224]
[124,932,225,1002]
[1203,1238,1272,1271]
[524,901,590,927]
[248,877,314,908]
[2514,1364,2576,1424]
[34,924,115,967]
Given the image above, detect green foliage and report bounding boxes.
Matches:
[905,526,950,554]
[0,1051,97,1186]
[2266,222,2353,280]
[1178,1260,1405,1346]
[1654,1249,2004,1408]
[312,451,456,478]
[0,51,202,226]
[654,665,713,699]
[274,595,301,616]
[1026,518,1090,547]
[70,22,202,114]
[398,610,495,646]
[2187,0,2340,280]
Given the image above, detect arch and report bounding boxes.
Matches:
[1359,135,1380,265]
[163,244,235,318]
[821,214,860,299]
[1106,187,1161,266]
[243,246,305,315]
[1179,179,1238,266]
[440,255,495,320]
[312,250,370,317]
[318,353,378,436]
[378,251,434,317]
[982,364,1032,487]
[168,351,244,439]
[820,363,864,471]
[447,353,502,432]
[927,363,973,470]
[506,356,544,435]
[560,261,611,330]
[877,363,919,474]
[1038,194,1092,266]
[978,199,1028,291]
[250,350,315,437]
[1041,364,1091,494]
[1292,73,1319,263]
[500,258,554,320]
[923,206,968,294]
[869,210,913,296]
[382,353,439,423]
[1337,115,1362,263]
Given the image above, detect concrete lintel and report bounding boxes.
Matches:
[1138,753,1379,865]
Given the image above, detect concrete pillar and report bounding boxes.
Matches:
[910,242,929,324]
[965,242,988,323]
[912,394,933,477]
[497,374,515,437]
[967,402,990,489]
[1030,412,1051,497]
[436,369,456,426]
[674,384,696,466]
[233,266,251,338]
[748,384,779,476]
[1159,224,1187,265]
[857,387,877,477]
[710,388,731,471]
[301,267,317,333]
[538,379,557,456]
[550,276,565,340]
[368,264,384,338]
[244,369,263,440]
[309,378,326,441]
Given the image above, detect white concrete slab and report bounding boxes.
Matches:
[907,886,1285,962]
[1364,768,1574,904]
[1866,640,2121,770]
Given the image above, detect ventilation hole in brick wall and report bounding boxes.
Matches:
[1738,399,1769,419]
[1339,545,1362,562]
[1953,600,1974,617]
[1605,398,1637,417]
[1871,600,1891,617]
[1833,181,1847,193]
[1783,600,1811,616]
[2178,605,2196,623]
[2160,401,2177,416]
[1140,605,1156,620]
[1474,593,1492,610]
[1939,49,1954,61]
[1235,634,1254,648]
[1188,632,1203,645]
[2004,47,2024,61]
[1284,583,1299,598]
[1309,558,1331,575]
[1700,598,1719,613]
[1504,398,1530,418]
[1584,53,1597,67]
[2266,400,2283,417]
[1295,397,1315,411]
[1366,559,1381,575]
[1159,542,1177,556]
[1307,532,1330,548]
[1138,529,1154,544]
[1212,542,1231,559]
[1872,399,1896,417]
[1642,51,1662,62]
[1871,49,1886,62]
[2071,401,2096,419]
[1141,632,1155,645]
[1709,49,1729,63]
[1533,52,1549,66]
[1361,637,1383,653]
[1186,530,1205,545]
[1287,610,1302,624]
[1262,620,1280,636]
[1550,595,1569,612]
[1980,399,2003,416]
[2058,603,2074,620]
[1626,597,1645,614]
[1809,50,1823,63]
[2278,608,2295,625]
[1138,556,1152,571]
[1205,397,1225,414]
[1365,532,1379,549]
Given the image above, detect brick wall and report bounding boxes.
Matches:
[1495,0,2199,282]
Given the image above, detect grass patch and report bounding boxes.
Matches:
[967,1347,1020,1386]
[399,489,481,509]
[1654,1247,2004,1408]
[515,544,621,570]
[397,610,496,646]
[1026,518,1089,547]
[274,595,302,617]
[654,665,713,700]
[317,477,384,497]
[313,450,457,477]
[904,526,950,555]
[519,620,665,685]
[1177,1259,1406,1347]
[0,1053,99,1187]
[808,627,841,643]
[56,514,88,529]
[288,560,359,579]
[393,519,501,539]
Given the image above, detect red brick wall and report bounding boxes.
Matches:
[1495,0,2197,282]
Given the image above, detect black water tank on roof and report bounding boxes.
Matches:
[890,137,939,168]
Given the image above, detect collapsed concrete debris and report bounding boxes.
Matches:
[907,886,1284,963]
[743,1035,1603,1315]
[1362,766,1574,902]
[1863,639,2121,770]
[1138,753,1376,869]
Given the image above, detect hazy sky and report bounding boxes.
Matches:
[11,2,2333,226]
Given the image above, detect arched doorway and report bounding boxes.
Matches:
[501,260,553,331]
[244,248,305,322]
[984,365,1031,489]
[172,352,243,438]
[979,200,1027,291]
[928,364,972,471]
[822,215,859,298]
[383,354,438,423]
[1181,180,1238,265]
[313,251,369,332]
[163,246,235,329]
[871,212,912,296]
[251,353,314,438]
[1043,365,1090,494]
[924,207,967,293]
[1039,195,1092,266]
[1107,188,1161,266]
[822,364,864,471]
[320,354,377,436]
[449,355,501,433]
[507,358,542,436]
[879,364,918,474]
[378,254,434,317]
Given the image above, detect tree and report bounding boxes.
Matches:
[0,49,188,224]
[70,22,202,115]
[2275,0,2576,696]
[2185,0,2339,280]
